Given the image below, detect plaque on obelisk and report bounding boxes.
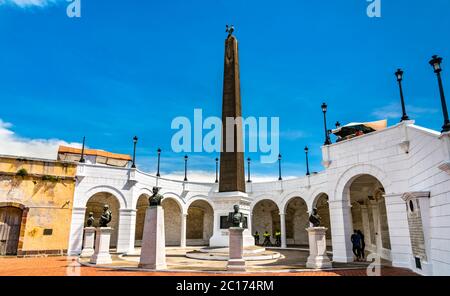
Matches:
[210,25,254,247]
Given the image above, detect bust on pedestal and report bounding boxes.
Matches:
[90,205,113,265]
[226,205,246,271]
[81,212,96,258]
[139,187,167,270]
[306,208,332,269]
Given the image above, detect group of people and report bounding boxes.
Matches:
[253,230,282,247]
[350,230,366,261]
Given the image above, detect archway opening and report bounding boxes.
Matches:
[162,198,182,246]
[348,174,391,260]
[252,200,280,246]
[84,192,120,248]
[0,206,23,255]
[285,197,308,247]
[135,194,149,247]
[186,200,213,246]
[314,193,332,246]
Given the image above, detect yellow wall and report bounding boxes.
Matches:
[0,156,76,255]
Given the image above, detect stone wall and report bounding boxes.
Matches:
[252,200,280,241]
[0,156,76,255]
[285,197,308,245]
[162,198,181,246]
[187,201,213,245]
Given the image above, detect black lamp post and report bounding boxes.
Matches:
[429,55,450,133]
[79,136,86,163]
[322,103,332,145]
[156,148,161,177]
[215,157,219,183]
[131,136,138,168]
[184,155,188,182]
[247,157,252,183]
[278,154,282,181]
[304,146,310,176]
[395,68,410,122]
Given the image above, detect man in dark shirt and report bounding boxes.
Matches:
[351,230,361,261]
[357,230,366,260]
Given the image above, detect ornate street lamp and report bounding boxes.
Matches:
[304,146,310,176]
[247,157,252,183]
[156,148,161,177]
[322,103,332,145]
[184,155,188,182]
[395,68,410,122]
[131,136,138,168]
[429,55,450,133]
[79,136,86,163]
[215,157,219,183]
[278,154,282,181]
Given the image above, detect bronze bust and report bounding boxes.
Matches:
[228,205,244,228]
[99,205,112,227]
[309,208,321,227]
[86,212,95,227]
[149,186,164,207]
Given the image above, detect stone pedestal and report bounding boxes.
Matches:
[138,206,167,270]
[227,227,246,271]
[80,227,96,258]
[306,227,332,269]
[209,191,255,247]
[89,227,113,265]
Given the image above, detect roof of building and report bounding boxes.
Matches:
[58,146,132,161]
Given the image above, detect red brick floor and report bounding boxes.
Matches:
[0,256,418,276]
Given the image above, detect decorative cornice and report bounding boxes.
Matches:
[401,191,430,202]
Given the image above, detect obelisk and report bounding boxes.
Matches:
[210,26,254,247]
[219,25,246,193]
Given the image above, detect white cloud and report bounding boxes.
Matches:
[0,0,62,8]
[372,102,438,119]
[0,118,81,160]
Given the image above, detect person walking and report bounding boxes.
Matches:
[275,230,281,247]
[357,230,366,260]
[254,231,260,246]
[351,230,361,261]
[263,231,271,246]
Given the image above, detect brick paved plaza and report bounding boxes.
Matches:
[0,256,418,276]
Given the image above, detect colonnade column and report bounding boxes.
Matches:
[329,199,354,262]
[370,200,382,253]
[360,205,372,246]
[279,212,287,248]
[67,207,87,256]
[180,213,187,248]
[116,209,137,254]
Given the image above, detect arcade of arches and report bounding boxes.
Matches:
[251,197,332,247]
[82,176,391,259]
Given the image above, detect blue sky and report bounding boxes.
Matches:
[0,0,449,182]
